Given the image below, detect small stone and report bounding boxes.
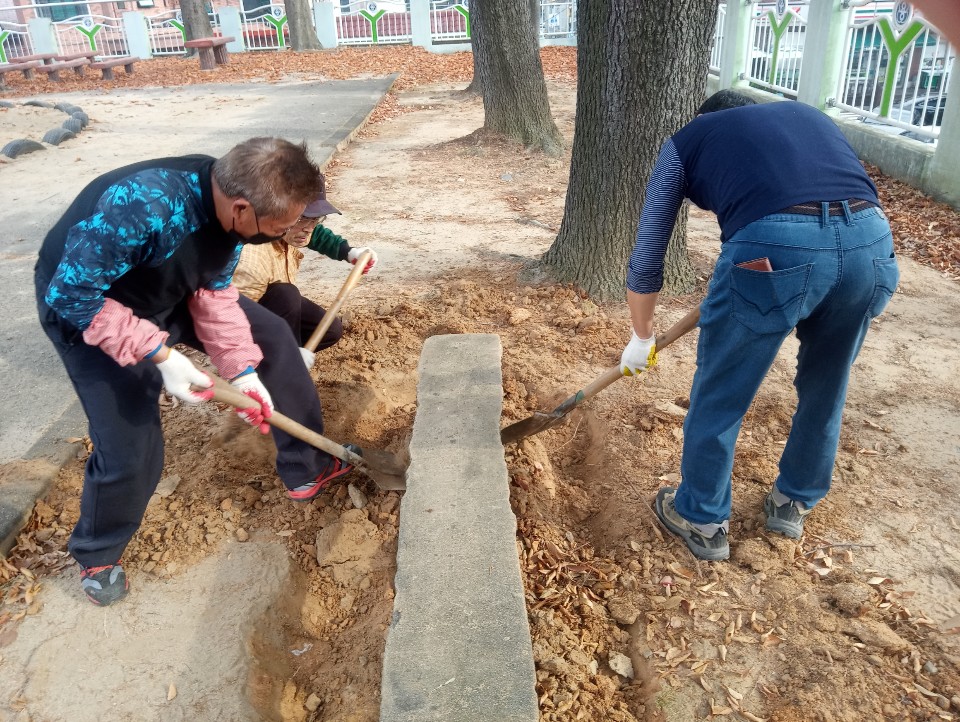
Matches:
[923,660,938,674]
[236,528,249,542]
[220,498,233,511]
[951,695,960,711]
[305,693,321,713]
[155,475,180,498]
[347,484,368,510]
[936,695,950,710]
[608,597,641,626]
[608,651,634,679]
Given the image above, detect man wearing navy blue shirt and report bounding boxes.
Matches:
[620,91,899,561]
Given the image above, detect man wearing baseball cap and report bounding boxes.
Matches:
[232,174,377,369]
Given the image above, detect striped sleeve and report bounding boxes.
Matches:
[188,286,263,379]
[626,140,686,294]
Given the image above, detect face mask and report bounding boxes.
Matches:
[230,217,284,246]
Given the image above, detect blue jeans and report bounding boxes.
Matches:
[674,203,899,526]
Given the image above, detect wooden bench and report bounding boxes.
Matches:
[0,60,43,81]
[56,50,99,63]
[9,52,58,65]
[183,36,234,71]
[90,56,138,80]
[36,58,90,81]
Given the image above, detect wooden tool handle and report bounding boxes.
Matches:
[303,250,373,353]
[207,377,366,469]
[555,305,703,413]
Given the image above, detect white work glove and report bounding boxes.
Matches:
[230,370,274,435]
[299,347,316,369]
[620,331,658,376]
[155,348,214,403]
[346,246,378,274]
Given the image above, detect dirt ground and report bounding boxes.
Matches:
[3,72,960,722]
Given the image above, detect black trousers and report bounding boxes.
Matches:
[258,282,343,350]
[36,279,334,568]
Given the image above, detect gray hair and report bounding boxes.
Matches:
[212,137,323,218]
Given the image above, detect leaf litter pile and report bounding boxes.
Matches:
[2,47,960,722]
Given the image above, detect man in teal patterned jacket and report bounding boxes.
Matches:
[35,137,357,606]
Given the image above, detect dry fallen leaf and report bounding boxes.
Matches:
[167,683,177,701]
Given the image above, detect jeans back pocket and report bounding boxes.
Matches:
[731,264,812,335]
[866,255,899,320]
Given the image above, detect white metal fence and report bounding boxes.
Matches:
[710,2,726,74]
[240,4,288,50]
[835,0,951,142]
[539,0,575,39]
[430,0,468,43]
[54,14,128,57]
[0,21,34,63]
[147,10,186,56]
[335,0,411,45]
[745,0,809,97]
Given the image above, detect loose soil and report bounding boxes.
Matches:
[3,57,960,722]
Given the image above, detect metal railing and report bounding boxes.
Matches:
[539,0,575,39]
[710,2,726,74]
[835,0,952,142]
[334,0,411,45]
[429,1,468,42]
[0,20,34,62]
[745,0,809,97]
[147,9,185,56]
[53,13,127,57]
[240,3,288,50]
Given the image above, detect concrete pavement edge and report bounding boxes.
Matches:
[0,400,85,558]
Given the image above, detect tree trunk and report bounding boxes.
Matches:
[180,0,214,42]
[541,0,716,300]
[286,0,322,50]
[471,0,563,155]
[464,7,485,95]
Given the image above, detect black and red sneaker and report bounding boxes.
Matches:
[286,445,360,502]
[80,562,129,606]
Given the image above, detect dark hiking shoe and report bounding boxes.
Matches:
[764,492,812,539]
[286,445,361,502]
[80,563,129,606]
[653,487,730,561]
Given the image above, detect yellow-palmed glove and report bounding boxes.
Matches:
[620,331,658,376]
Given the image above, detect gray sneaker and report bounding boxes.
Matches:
[764,492,812,539]
[653,487,729,561]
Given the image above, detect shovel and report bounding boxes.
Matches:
[303,250,372,353]
[205,375,407,491]
[499,305,702,445]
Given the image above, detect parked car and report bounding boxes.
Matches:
[867,95,948,127]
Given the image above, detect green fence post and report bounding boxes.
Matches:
[766,10,794,86]
[875,17,924,117]
[454,4,470,38]
[264,13,288,48]
[0,31,10,63]
[359,8,386,43]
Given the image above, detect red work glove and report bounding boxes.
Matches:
[230,369,274,434]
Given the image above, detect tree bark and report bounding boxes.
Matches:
[541,0,717,300]
[286,0,322,50]
[470,0,563,155]
[180,0,214,42]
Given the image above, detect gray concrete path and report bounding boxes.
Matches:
[0,76,394,551]
[380,334,538,722]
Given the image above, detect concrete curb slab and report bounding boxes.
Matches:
[380,334,538,722]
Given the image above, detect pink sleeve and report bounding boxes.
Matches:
[188,286,263,379]
[82,298,169,366]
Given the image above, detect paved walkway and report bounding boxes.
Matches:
[0,76,395,551]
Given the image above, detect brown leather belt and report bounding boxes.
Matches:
[780,199,877,217]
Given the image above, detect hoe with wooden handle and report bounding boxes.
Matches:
[303,250,372,354]
[202,374,407,491]
[499,305,702,446]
